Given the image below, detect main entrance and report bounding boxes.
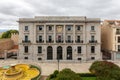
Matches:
[67,46,72,60]
[47,46,53,60]
[57,46,62,60]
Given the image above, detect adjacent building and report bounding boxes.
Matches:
[101,20,120,60]
[18,16,101,62]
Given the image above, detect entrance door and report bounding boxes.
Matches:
[67,46,72,60]
[47,46,53,60]
[57,46,62,60]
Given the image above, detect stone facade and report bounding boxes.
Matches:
[18,16,101,62]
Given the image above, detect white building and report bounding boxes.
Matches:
[18,16,101,62]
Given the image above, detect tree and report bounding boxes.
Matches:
[47,68,81,80]
[89,61,120,80]
[1,30,18,38]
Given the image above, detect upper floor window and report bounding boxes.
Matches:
[48,26,52,31]
[66,25,72,31]
[39,26,43,30]
[118,37,120,43]
[68,36,71,41]
[49,36,52,42]
[116,29,120,34]
[91,26,95,31]
[78,46,81,53]
[76,25,83,30]
[25,35,28,41]
[77,36,80,41]
[91,46,95,53]
[24,46,28,53]
[38,46,42,53]
[91,36,95,41]
[39,36,42,42]
[25,26,28,31]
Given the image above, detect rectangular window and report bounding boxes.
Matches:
[91,26,95,31]
[38,46,42,53]
[39,26,42,30]
[39,36,42,42]
[49,36,52,42]
[77,36,80,41]
[91,57,95,60]
[91,36,95,41]
[25,26,28,31]
[67,25,72,31]
[118,37,120,43]
[78,46,81,53]
[24,46,28,53]
[76,25,83,31]
[116,29,120,34]
[91,46,95,53]
[25,36,28,41]
[48,26,52,31]
[68,36,71,41]
[118,45,120,51]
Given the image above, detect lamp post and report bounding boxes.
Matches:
[57,54,60,71]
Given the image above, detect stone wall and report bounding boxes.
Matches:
[0,39,14,54]
[11,33,19,45]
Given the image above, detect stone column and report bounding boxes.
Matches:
[73,24,75,43]
[34,23,36,43]
[54,25,56,43]
[63,46,66,60]
[53,46,57,60]
[63,25,66,43]
[44,24,46,43]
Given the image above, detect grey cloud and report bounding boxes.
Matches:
[0,0,120,29]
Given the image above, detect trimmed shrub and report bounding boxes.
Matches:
[77,73,96,77]
[47,68,82,80]
[89,61,120,80]
[56,68,81,80]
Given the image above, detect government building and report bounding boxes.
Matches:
[18,16,101,62]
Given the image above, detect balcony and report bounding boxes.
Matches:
[46,40,54,43]
[90,30,96,33]
[36,40,44,43]
[75,40,83,43]
[89,40,97,43]
[22,40,31,43]
[56,40,63,43]
[116,32,120,34]
[66,40,73,43]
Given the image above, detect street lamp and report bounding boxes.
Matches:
[57,54,60,71]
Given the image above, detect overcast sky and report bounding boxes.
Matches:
[0,0,120,30]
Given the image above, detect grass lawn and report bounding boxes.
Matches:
[81,77,96,80]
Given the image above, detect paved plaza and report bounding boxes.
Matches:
[0,59,120,76]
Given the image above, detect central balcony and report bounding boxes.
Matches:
[22,40,31,43]
[46,40,54,43]
[89,40,97,43]
[75,40,83,43]
[56,40,63,43]
[66,40,73,43]
[36,40,44,43]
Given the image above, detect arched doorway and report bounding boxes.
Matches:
[57,46,62,60]
[67,46,72,60]
[47,46,53,60]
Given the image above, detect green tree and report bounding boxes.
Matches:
[47,69,81,80]
[1,30,18,38]
[89,61,120,80]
